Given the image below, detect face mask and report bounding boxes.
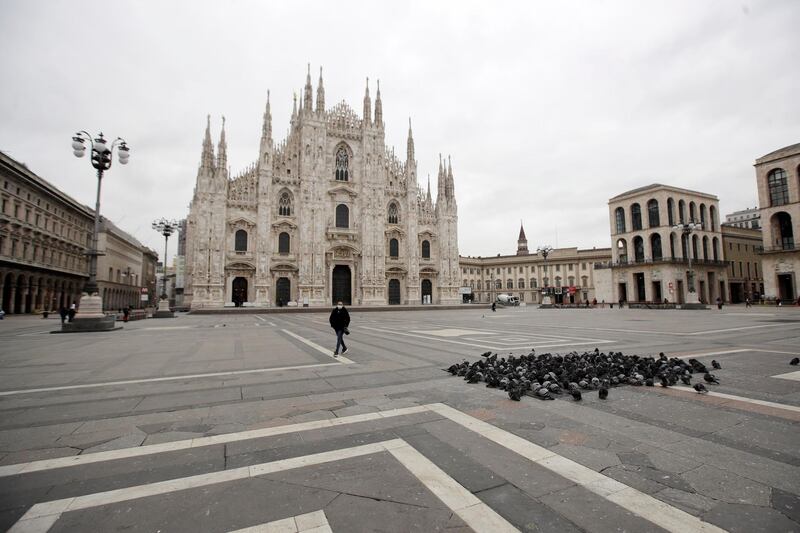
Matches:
[337,304,343,309]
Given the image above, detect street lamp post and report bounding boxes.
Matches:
[537,245,553,306]
[63,132,130,332]
[672,221,703,306]
[152,218,178,317]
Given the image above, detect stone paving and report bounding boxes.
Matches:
[0,306,798,532]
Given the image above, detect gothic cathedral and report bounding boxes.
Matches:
[184,67,460,308]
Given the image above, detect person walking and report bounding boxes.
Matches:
[68,302,77,322]
[745,297,752,308]
[329,300,350,357]
[59,306,68,324]
[716,297,723,310]
[491,302,496,312]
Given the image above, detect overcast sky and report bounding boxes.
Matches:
[1,1,798,263]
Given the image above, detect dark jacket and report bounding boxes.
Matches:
[329,307,351,331]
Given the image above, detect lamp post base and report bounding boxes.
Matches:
[681,291,708,310]
[58,293,120,332]
[153,297,174,318]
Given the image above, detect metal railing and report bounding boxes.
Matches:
[594,257,729,269]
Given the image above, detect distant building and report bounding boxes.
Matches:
[724,207,760,229]
[755,142,800,301]
[96,217,152,311]
[720,224,763,302]
[596,184,728,304]
[459,224,611,305]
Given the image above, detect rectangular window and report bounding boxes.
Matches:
[1,198,5,213]
[556,264,561,272]
[582,262,587,269]
[568,264,573,271]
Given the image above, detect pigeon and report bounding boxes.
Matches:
[445,348,710,403]
[790,357,799,366]
[703,372,719,384]
[711,360,721,370]
[571,389,582,401]
[693,383,708,394]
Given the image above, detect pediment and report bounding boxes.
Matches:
[386,266,408,274]
[227,261,255,270]
[229,217,256,228]
[385,227,406,237]
[270,262,299,272]
[327,184,358,198]
[272,219,298,230]
[418,230,436,238]
[419,266,439,274]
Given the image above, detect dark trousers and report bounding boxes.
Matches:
[334,329,347,354]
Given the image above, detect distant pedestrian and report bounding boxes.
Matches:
[491,302,496,312]
[329,300,350,357]
[0,309,4,320]
[716,297,723,310]
[618,298,624,309]
[59,306,68,324]
[745,297,752,308]
[123,307,130,323]
[68,302,77,322]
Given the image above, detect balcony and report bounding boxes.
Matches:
[594,257,729,269]
[759,242,797,253]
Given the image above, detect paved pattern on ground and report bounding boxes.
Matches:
[0,306,799,532]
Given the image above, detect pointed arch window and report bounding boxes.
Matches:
[335,146,349,181]
[421,239,431,259]
[387,202,399,224]
[235,230,248,252]
[278,232,290,254]
[335,204,349,228]
[278,191,293,217]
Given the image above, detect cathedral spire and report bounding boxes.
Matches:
[201,114,215,169]
[316,66,325,114]
[216,115,227,172]
[303,63,313,114]
[262,90,272,141]
[291,91,297,120]
[426,174,432,203]
[374,79,383,127]
[406,117,414,162]
[447,155,456,206]
[436,153,446,207]
[363,77,372,125]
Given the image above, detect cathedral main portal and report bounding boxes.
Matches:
[332,265,352,305]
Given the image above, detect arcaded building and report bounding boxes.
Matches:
[755,143,800,301]
[598,184,728,304]
[184,67,460,308]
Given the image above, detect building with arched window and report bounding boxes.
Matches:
[184,67,460,307]
[755,143,800,301]
[597,184,729,305]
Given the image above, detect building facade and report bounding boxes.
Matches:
[598,184,728,304]
[721,224,763,302]
[755,143,800,302]
[184,68,460,308]
[0,151,92,314]
[725,207,760,229]
[459,225,611,305]
[96,217,154,311]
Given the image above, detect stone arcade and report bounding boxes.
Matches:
[184,67,460,308]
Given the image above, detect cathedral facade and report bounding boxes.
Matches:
[184,68,460,308]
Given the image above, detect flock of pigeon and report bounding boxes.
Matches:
[444,348,730,402]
